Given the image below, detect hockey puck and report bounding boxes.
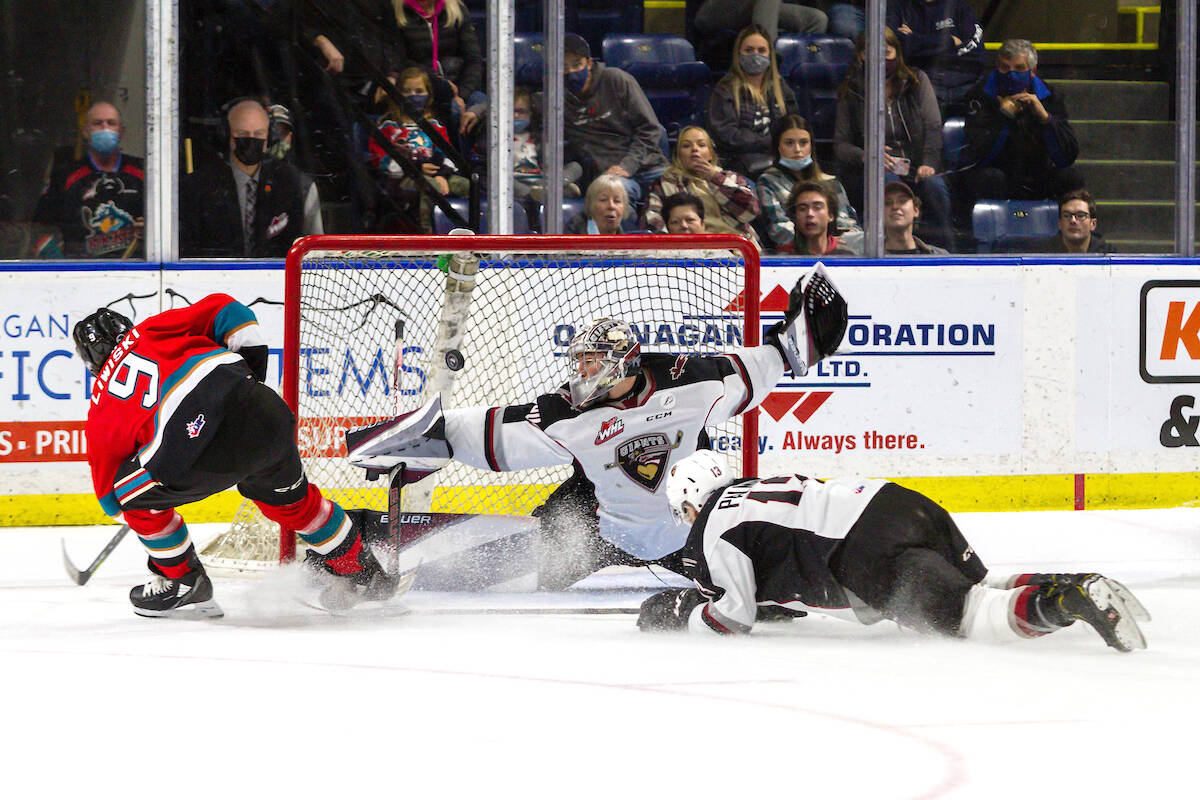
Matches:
[445,349,465,371]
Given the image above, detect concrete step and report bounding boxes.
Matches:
[1076,160,1200,202]
[1074,120,1174,160]
[1096,200,1200,240]
[1052,79,1170,120]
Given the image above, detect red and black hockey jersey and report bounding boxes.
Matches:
[85,294,267,517]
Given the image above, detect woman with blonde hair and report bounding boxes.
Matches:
[643,125,761,246]
[393,0,486,134]
[705,24,799,178]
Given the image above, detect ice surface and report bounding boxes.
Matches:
[3,508,1199,798]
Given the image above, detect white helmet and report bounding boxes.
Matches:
[567,318,641,409]
[665,450,733,525]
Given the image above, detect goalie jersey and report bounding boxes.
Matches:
[444,346,785,559]
[85,294,269,517]
[681,474,887,634]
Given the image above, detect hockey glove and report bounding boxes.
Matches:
[767,263,848,376]
[637,588,706,632]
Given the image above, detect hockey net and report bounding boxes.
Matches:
[200,234,759,571]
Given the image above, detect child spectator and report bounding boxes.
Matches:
[513,86,582,205]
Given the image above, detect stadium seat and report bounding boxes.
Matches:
[942,117,968,171]
[971,201,1059,254]
[514,33,545,88]
[433,197,532,235]
[602,34,712,140]
[777,35,855,148]
[574,1,645,57]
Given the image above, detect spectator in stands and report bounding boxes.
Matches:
[565,174,634,235]
[180,97,311,258]
[33,100,145,258]
[560,33,669,206]
[368,67,469,231]
[513,86,582,206]
[828,1,866,41]
[1038,189,1112,254]
[395,0,486,136]
[662,193,708,234]
[887,0,984,116]
[883,180,948,254]
[788,179,860,255]
[642,126,761,246]
[266,103,324,235]
[835,28,955,251]
[757,113,860,253]
[706,24,800,178]
[694,0,828,43]
[961,39,1083,203]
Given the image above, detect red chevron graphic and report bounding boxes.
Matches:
[761,284,790,313]
[792,391,833,423]
[759,391,834,423]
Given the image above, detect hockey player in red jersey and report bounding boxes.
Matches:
[347,266,849,589]
[74,294,396,617]
[639,450,1150,652]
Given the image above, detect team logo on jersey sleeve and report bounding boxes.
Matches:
[605,431,684,492]
[186,413,206,439]
[595,416,624,445]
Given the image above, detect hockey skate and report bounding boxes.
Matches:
[1025,573,1151,622]
[130,565,223,619]
[303,534,413,612]
[1041,574,1148,652]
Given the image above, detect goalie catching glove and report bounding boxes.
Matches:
[345,394,453,483]
[767,262,848,377]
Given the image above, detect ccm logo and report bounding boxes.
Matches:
[644,411,673,422]
[1141,280,1200,383]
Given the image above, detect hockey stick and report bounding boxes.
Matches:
[416,607,640,616]
[61,525,131,586]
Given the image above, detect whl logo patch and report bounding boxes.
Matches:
[606,431,684,492]
[186,413,206,439]
[595,416,624,445]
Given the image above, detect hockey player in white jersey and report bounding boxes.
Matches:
[346,266,848,589]
[639,451,1150,652]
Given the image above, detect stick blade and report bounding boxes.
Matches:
[61,539,88,585]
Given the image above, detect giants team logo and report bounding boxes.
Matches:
[606,431,684,492]
[595,416,624,445]
[185,413,206,439]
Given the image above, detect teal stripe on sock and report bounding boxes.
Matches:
[297,504,347,550]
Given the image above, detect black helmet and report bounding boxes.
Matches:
[73,308,134,376]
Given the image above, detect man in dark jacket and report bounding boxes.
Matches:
[1037,189,1113,254]
[180,98,312,258]
[887,0,984,115]
[961,39,1084,203]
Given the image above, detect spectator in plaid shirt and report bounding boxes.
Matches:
[757,114,860,253]
[642,126,761,247]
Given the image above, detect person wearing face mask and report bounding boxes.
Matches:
[565,175,636,235]
[266,104,324,236]
[180,97,308,258]
[961,39,1083,206]
[706,25,799,179]
[33,100,145,258]
[510,86,582,208]
[756,114,860,253]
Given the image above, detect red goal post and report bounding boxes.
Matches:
[277,233,761,562]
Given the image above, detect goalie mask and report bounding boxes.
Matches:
[73,307,134,376]
[665,450,732,525]
[567,318,641,409]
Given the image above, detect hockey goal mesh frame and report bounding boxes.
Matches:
[203,233,760,569]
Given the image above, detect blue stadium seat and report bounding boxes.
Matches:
[602,34,712,140]
[971,201,1059,253]
[433,197,532,235]
[942,117,968,170]
[514,33,545,88]
[777,35,855,147]
[574,2,645,57]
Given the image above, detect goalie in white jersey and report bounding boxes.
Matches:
[347,266,848,589]
[638,451,1150,652]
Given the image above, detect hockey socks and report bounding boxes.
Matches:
[123,509,195,579]
[256,484,353,558]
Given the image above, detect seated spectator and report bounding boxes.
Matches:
[883,180,948,254]
[513,87,582,205]
[395,0,487,136]
[33,100,144,258]
[180,97,310,258]
[835,28,954,250]
[369,67,469,231]
[757,113,860,253]
[706,24,800,178]
[961,39,1083,203]
[1038,190,1112,254]
[694,0,828,43]
[662,193,708,234]
[642,126,761,246]
[887,0,984,116]
[566,174,635,235]
[828,1,866,41]
[787,179,860,255]
[267,103,323,235]
[559,33,669,205]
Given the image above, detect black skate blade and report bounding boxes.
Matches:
[133,600,225,620]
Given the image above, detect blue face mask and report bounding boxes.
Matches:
[89,129,120,155]
[778,155,812,172]
[403,94,429,114]
[513,118,531,133]
[565,66,589,94]
[997,69,1033,96]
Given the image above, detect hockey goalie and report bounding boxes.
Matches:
[345,264,848,590]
